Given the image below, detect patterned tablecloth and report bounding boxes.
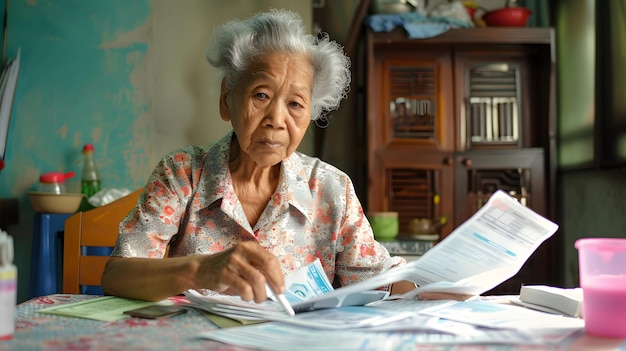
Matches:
[3,294,626,351]
[1,294,253,351]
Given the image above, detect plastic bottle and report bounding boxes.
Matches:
[37,171,76,194]
[81,144,101,198]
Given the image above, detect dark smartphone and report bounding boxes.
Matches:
[123,305,187,319]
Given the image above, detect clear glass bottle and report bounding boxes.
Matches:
[81,144,101,198]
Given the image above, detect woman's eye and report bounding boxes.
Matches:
[255,92,268,99]
[289,101,303,108]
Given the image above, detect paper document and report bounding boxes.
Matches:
[398,189,559,297]
[269,305,415,330]
[187,190,558,319]
[185,258,389,320]
[198,321,584,351]
[37,296,173,322]
[0,49,20,163]
[419,300,584,330]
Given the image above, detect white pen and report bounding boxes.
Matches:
[266,284,295,317]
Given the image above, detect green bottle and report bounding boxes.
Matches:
[81,144,101,198]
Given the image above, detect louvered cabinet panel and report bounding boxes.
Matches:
[387,168,436,236]
[369,149,454,238]
[468,97,519,144]
[389,67,436,140]
[466,62,522,146]
[367,50,454,153]
[453,50,539,151]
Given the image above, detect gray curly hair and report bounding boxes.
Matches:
[206,9,351,121]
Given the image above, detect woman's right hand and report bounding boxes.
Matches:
[103,241,285,303]
[196,241,285,303]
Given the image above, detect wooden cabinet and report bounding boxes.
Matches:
[365,27,557,293]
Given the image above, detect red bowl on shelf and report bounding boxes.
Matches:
[482,7,532,27]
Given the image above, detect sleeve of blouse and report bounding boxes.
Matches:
[112,148,198,258]
[334,175,406,287]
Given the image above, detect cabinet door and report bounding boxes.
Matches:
[367,49,454,153]
[453,148,551,294]
[453,49,541,151]
[369,148,454,238]
[453,148,546,225]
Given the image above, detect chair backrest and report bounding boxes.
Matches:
[62,189,142,294]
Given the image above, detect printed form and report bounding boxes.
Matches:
[187,190,559,320]
[400,188,559,296]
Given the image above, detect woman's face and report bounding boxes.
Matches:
[220,52,313,168]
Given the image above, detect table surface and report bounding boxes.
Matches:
[2,294,248,351]
[2,294,625,351]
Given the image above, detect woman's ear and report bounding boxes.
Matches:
[219,79,231,122]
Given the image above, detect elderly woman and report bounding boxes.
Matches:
[101,9,416,303]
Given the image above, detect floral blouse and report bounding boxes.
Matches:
[112,131,405,287]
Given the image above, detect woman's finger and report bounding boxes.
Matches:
[234,242,286,296]
[233,259,269,303]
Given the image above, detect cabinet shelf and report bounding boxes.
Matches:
[369,27,554,46]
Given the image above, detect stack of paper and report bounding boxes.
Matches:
[184,259,390,320]
[188,190,560,323]
[513,285,583,318]
[189,190,583,349]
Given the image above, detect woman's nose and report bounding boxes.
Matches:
[263,102,287,128]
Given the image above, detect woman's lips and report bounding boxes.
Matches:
[260,139,282,148]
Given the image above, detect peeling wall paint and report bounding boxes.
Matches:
[4,0,151,194]
[0,0,152,303]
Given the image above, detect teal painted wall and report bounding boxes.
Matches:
[0,0,312,303]
[1,0,151,303]
[5,0,151,189]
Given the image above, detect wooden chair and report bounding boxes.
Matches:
[62,189,142,294]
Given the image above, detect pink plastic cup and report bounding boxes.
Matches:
[575,238,626,338]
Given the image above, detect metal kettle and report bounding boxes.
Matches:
[370,0,428,14]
